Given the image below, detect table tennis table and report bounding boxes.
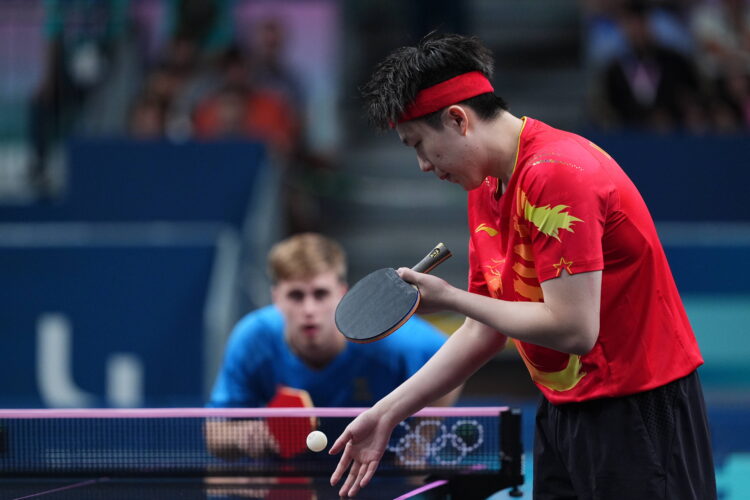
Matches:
[0,407,524,499]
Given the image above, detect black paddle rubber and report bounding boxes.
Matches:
[335,243,452,343]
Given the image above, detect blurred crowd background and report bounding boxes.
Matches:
[2,0,749,201]
[0,0,748,496]
[586,0,750,133]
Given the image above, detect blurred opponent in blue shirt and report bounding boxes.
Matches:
[204,233,459,460]
[208,304,447,408]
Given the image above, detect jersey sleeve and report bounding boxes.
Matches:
[518,154,609,282]
[207,314,275,407]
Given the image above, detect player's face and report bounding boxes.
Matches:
[273,271,347,360]
[396,113,487,191]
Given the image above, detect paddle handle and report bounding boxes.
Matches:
[411,242,452,274]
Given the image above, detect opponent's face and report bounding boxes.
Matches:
[272,271,347,363]
[396,107,487,191]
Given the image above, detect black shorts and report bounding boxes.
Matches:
[533,370,717,500]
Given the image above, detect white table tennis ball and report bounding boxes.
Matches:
[306,430,328,452]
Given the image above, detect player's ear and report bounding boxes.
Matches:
[444,105,469,135]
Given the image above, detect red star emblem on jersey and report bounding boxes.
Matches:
[553,257,574,277]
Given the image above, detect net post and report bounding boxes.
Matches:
[499,407,524,496]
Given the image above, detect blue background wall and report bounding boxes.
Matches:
[0,139,271,408]
[0,134,747,411]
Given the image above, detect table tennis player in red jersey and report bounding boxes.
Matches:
[329,33,717,499]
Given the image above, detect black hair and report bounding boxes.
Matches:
[361,33,508,130]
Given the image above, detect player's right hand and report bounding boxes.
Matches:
[329,407,394,497]
[398,267,454,314]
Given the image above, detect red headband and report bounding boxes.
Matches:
[396,71,494,126]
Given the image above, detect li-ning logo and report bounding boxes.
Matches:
[387,419,485,465]
[475,223,498,237]
[429,248,442,259]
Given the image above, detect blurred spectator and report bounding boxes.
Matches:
[126,37,197,141]
[243,15,338,233]
[128,93,166,139]
[170,0,232,57]
[249,17,304,111]
[690,0,750,131]
[126,2,332,234]
[583,0,696,68]
[144,58,186,105]
[192,46,299,154]
[597,0,708,132]
[126,0,234,142]
[28,0,129,197]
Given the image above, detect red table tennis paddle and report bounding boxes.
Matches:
[266,386,317,459]
[335,242,452,343]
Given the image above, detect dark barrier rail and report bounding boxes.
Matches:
[584,131,749,222]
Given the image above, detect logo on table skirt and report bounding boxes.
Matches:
[387,418,485,466]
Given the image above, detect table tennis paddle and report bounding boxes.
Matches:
[266,386,317,459]
[335,242,452,343]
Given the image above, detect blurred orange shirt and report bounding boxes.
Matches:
[193,89,299,153]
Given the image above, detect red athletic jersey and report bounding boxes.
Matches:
[468,117,703,404]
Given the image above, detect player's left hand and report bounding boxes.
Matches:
[329,407,395,497]
[398,267,454,314]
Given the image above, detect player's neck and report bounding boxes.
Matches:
[485,112,524,186]
[287,333,346,371]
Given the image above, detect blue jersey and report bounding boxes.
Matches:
[208,305,447,407]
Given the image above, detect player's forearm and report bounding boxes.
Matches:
[446,286,598,355]
[431,384,463,407]
[374,321,505,425]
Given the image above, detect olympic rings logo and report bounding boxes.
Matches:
[387,419,485,466]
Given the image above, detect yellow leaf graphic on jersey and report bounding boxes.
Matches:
[474,223,498,237]
[522,194,583,241]
[516,344,587,392]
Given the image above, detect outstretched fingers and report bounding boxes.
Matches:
[360,460,379,488]
[328,409,390,496]
[329,428,350,456]
[338,458,380,497]
[339,460,362,497]
[330,435,353,486]
[330,439,383,497]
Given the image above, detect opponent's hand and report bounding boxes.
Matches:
[237,420,280,458]
[329,408,395,497]
[398,267,454,314]
[204,420,279,460]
